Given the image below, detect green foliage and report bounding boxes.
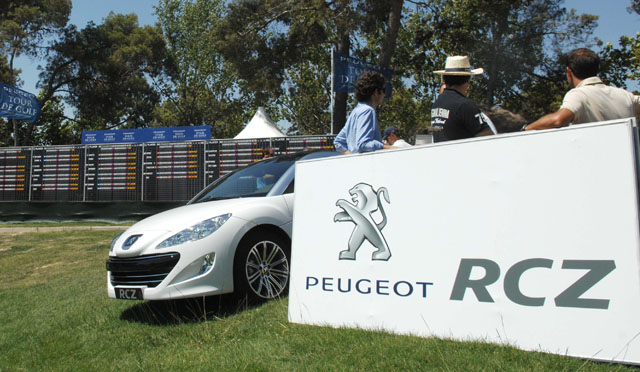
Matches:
[280,46,332,135]
[0,0,71,145]
[213,0,400,135]
[40,13,171,133]
[378,86,430,143]
[403,0,598,114]
[30,96,78,145]
[0,0,71,65]
[154,0,250,138]
[1,0,638,145]
[600,34,640,89]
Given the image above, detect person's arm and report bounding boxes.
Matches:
[358,136,383,152]
[333,127,349,153]
[466,107,494,137]
[524,108,574,131]
[475,128,494,137]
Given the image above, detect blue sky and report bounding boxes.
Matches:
[14,0,640,98]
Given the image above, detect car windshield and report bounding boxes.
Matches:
[191,156,296,203]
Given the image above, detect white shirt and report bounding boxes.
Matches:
[561,77,640,124]
[392,139,412,148]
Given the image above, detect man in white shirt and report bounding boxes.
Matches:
[524,48,640,131]
[382,126,412,148]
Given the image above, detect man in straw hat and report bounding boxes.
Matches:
[430,56,494,142]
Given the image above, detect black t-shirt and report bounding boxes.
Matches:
[430,88,489,143]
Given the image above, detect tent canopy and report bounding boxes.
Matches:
[234,107,285,139]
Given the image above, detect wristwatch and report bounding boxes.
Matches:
[521,124,529,131]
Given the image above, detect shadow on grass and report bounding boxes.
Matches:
[120,294,263,326]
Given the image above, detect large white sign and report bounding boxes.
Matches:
[288,119,640,365]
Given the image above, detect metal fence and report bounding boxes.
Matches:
[0,135,335,202]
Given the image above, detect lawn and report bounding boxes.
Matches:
[0,229,637,372]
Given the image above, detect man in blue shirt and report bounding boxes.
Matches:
[334,71,394,154]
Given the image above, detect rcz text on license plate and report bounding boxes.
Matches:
[115,287,143,300]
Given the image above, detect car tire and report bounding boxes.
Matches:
[233,231,291,303]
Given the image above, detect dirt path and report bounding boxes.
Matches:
[0,226,128,233]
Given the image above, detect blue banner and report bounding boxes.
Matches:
[332,52,393,97]
[142,126,211,142]
[0,83,42,122]
[82,126,211,144]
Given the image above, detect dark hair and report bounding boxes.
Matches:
[355,71,386,102]
[443,74,471,87]
[263,147,275,158]
[566,48,599,79]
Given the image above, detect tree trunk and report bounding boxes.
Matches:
[378,0,403,68]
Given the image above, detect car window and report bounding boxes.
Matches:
[192,157,295,203]
[283,179,294,194]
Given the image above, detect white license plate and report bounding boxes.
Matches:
[114,287,143,300]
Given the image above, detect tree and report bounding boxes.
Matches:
[155,0,247,138]
[214,0,405,135]
[30,95,77,145]
[0,0,71,145]
[280,45,332,134]
[38,13,171,139]
[424,0,597,107]
[393,1,598,125]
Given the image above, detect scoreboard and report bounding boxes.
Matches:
[0,135,335,202]
[277,135,335,154]
[0,148,29,201]
[85,145,142,201]
[30,146,83,201]
[144,142,205,201]
[217,139,269,177]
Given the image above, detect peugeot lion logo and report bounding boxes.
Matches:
[334,183,391,261]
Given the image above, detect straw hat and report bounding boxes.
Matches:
[434,55,484,76]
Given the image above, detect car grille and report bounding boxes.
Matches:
[107,252,180,288]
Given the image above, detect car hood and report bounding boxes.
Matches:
[127,197,281,234]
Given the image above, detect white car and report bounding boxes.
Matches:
[107,150,339,302]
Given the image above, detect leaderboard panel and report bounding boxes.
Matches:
[217,139,268,178]
[30,146,83,201]
[85,144,142,201]
[204,141,221,187]
[283,136,335,154]
[0,148,30,201]
[143,142,205,201]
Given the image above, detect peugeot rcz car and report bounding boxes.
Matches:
[107,150,339,302]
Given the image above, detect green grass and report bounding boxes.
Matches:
[0,230,638,372]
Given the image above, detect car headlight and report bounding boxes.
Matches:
[110,232,124,252]
[156,213,232,249]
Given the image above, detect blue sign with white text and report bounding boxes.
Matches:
[81,126,211,144]
[332,52,393,97]
[0,83,42,122]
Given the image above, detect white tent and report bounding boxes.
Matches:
[234,107,286,139]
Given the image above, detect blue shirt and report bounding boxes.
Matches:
[333,102,383,153]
